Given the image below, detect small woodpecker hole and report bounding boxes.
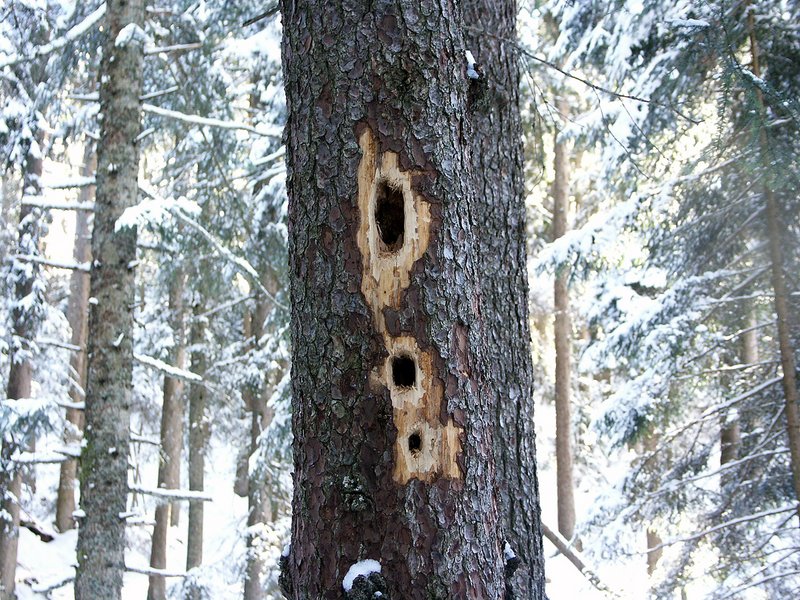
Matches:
[375,181,405,252]
[392,354,416,388]
[408,432,422,454]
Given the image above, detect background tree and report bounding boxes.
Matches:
[74,0,146,595]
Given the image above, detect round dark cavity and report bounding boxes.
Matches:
[375,181,404,252]
[392,354,416,387]
[408,432,422,454]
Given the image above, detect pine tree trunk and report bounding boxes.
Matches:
[148,269,186,600]
[0,131,44,600]
[74,0,145,596]
[747,11,800,519]
[551,96,577,542]
[721,313,757,469]
[186,301,207,571]
[243,299,276,599]
[279,1,506,597]
[55,145,95,533]
[461,3,545,596]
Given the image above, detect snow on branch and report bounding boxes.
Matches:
[541,523,620,598]
[129,484,213,503]
[0,4,106,69]
[37,338,83,352]
[42,176,96,191]
[134,353,203,383]
[11,450,68,464]
[142,103,282,138]
[22,198,96,211]
[144,42,202,55]
[164,202,289,311]
[645,504,800,553]
[253,145,286,166]
[13,254,90,272]
[31,573,75,594]
[125,564,186,578]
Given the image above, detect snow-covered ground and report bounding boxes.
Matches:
[14,432,289,599]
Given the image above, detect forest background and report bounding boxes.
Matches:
[0,0,798,598]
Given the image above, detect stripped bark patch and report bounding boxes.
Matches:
[356,127,463,484]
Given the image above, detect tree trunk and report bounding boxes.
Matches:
[279,1,506,597]
[243,299,276,599]
[721,313,757,469]
[0,131,44,600]
[186,300,207,571]
[747,11,800,519]
[55,145,95,533]
[461,3,545,597]
[551,96,577,542]
[148,269,186,600]
[74,0,145,597]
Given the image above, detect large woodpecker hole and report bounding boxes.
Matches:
[375,181,405,252]
[408,432,422,454]
[392,354,416,388]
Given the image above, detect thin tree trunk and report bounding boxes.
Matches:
[0,130,44,600]
[148,269,186,600]
[462,3,545,597]
[243,289,274,600]
[55,145,95,533]
[74,0,145,596]
[186,301,207,571]
[280,1,506,597]
[721,313,757,468]
[747,11,800,519]
[551,96,577,542]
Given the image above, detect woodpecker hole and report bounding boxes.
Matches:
[392,354,416,388]
[375,181,405,252]
[408,432,422,454]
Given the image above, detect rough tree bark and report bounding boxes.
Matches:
[186,300,207,571]
[0,131,44,600]
[74,0,145,596]
[551,96,577,543]
[462,2,546,596]
[148,269,186,600]
[279,0,511,597]
[55,145,94,533]
[748,11,800,518]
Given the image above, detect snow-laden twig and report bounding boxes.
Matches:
[31,573,75,594]
[125,564,186,578]
[142,103,282,137]
[130,432,160,446]
[11,451,68,464]
[42,177,96,190]
[134,353,203,383]
[541,523,621,598]
[643,504,799,554]
[253,145,286,166]
[0,4,106,69]
[36,338,83,352]
[144,42,202,55]
[129,485,213,503]
[167,208,288,311]
[14,255,90,272]
[140,86,179,101]
[196,294,256,319]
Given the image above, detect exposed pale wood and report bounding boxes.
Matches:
[356,128,462,484]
